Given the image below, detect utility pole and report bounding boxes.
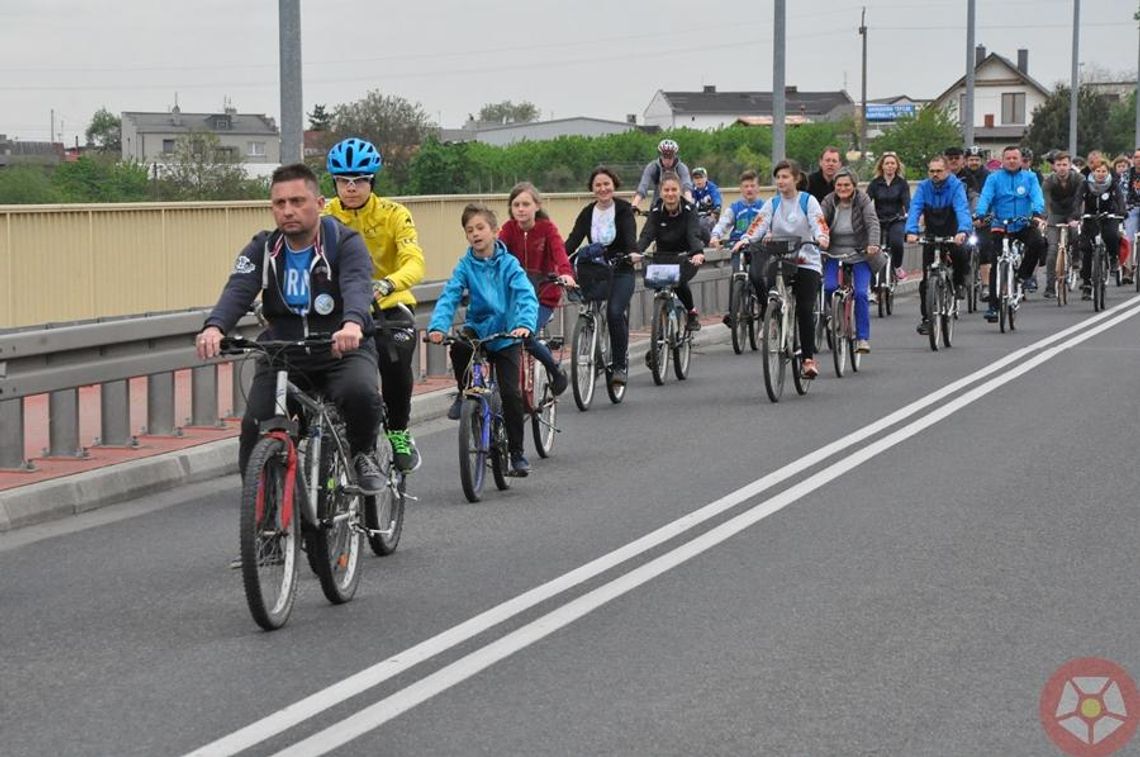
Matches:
[1069,0,1080,157]
[859,7,868,156]
[964,0,976,146]
[50,109,55,146]
[1134,7,1140,148]
[773,0,787,165]
[279,0,303,164]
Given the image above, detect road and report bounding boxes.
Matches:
[3,288,1140,756]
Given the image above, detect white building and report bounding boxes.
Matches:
[643,85,854,130]
[120,107,281,165]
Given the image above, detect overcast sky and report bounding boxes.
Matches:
[1,0,1136,146]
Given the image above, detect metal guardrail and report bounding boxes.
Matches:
[0,250,742,471]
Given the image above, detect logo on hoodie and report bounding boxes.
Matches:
[231,255,256,275]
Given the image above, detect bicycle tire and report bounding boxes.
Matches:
[830,292,846,377]
[877,283,887,318]
[491,416,510,491]
[457,399,487,503]
[761,305,785,403]
[307,424,363,605]
[532,358,557,458]
[1056,245,1067,307]
[941,279,955,348]
[746,291,760,351]
[886,287,894,315]
[1008,293,1017,331]
[847,297,861,372]
[814,294,827,353]
[570,315,596,411]
[364,441,404,556]
[791,317,811,396]
[926,277,941,351]
[649,297,669,386]
[729,278,746,355]
[240,435,300,631]
[1092,245,1105,312]
[673,308,692,380]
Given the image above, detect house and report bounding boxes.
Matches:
[929,47,1051,155]
[863,94,930,139]
[643,86,855,130]
[0,134,63,168]
[438,116,654,147]
[120,106,281,164]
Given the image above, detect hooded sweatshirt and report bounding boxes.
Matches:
[498,217,573,308]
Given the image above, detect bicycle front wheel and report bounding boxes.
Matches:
[364,440,404,556]
[1093,247,1106,312]
[491,416,510,491]
[941,279,955,348]
[649,298,670,386]
[240,435,300,631]
[926,277,941,351]
[307,429,363,605]
[761,305,785,403]
[532,358,557,458]
[830,292,847,377]
[458,399,487,503]
[729,277,746,354]
[570,315,597,411]
[791,318,811,396]
[673,310,692,380]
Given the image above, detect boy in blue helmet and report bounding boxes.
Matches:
[323,137,427,474]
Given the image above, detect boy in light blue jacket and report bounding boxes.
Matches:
[429,203,538,476]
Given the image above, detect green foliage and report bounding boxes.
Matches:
[85,107,122,154]
[308,104,332,131]
[1104,91,1138,158]
[786,118,855,171]
[330,90,435,190]
[0,166,61,204]
[1023,85,1113,159]
[156,131,263,201]
[477,101,540,125]
[870,107,962,179]
[53,156,149,202]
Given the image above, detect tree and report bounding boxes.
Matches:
[308,104,332,131]
[330,90,435,191]
[0,166,61,204]
[85,108,122,154]
[53,156,149,202]
[157,131,257,200]
[1022,84,1112,159]
[870,107,962,178]
[477,100,540,126]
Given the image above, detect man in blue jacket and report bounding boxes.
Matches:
[906,156,972,335]
[975,145,1047,322]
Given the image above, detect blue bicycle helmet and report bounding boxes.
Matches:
[326,137,382,176]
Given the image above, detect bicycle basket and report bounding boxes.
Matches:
[644,263,682,289]
[575,259,612,302]
[760,236,804,257]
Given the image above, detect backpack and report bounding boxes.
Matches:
[769,191,810,216]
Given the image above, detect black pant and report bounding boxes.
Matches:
[608,271,635,371]
[375,305,416,431]
[792,270,822,360]
[882,219,906,270]
[239,343,382,476]
[919,243,968,319]
[449,341,525,457]
[1080,220,1122,282]
[989,227,1048,306]
[675,261,699,312]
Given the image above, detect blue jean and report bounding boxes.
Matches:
[525,304,559,375]
[823,258,871,341]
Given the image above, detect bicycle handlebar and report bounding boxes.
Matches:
[218,335,333,357]
[422,331,524,347]
[1080,212,1125,221]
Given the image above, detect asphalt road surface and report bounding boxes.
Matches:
[4,287,1140,757]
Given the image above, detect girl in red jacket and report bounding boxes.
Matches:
[499,182,576,394]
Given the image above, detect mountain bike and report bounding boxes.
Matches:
[918,235,958,351]
[727,249,761,355]
[823,251,864,377]
[644,251,696,385]
[570,253,631,410]
[758,237,813,403]
[220,336,401,630]
[1083,212,1125,312]
[1051,223,1077,307]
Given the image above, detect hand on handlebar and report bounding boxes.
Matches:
[905,233,918,244]
[332,321,363,358]
[509,327,531,339]
[427,330,445,344]
[195,326,224,360]
[691,252,706,266]
[866,245,881,256]
[953,233,967,245]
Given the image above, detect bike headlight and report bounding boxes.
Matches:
[967,234,978,246]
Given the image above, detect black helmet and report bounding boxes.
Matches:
[965,145,985,158]
[1020,147,1034,160]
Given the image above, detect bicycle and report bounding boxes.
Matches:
[727,247,761,355]
[1050,223,1078,307]
[823,251,864,377]
[432,332,523,503]
[569,252,632,410]
[964,232,981,314]
[918,235,959,351]
[758,237,814,403]
[987,217,1028,333]
[874,217,902,318]
[220,336,404,631]
[1082,212,1125,312]
[521,306,565,459]
[644,251,696,385]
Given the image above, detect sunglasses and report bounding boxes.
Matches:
[334,175,372,189]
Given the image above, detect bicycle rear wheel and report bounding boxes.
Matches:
[307,427,363,605]
[830,293,847,377]
[673,312,692,380]
[458,399,487,503]
[491,416,511,490]
[792,318,811,396]
[761,305,785,403]
[746,291,760,351]
[364,440,404,556]
[532,359,557,458]
[570,315,596,411]
[240,435,300,631]
[649,298,670,385]
[729,278,747,355]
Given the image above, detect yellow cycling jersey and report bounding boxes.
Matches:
[323,194,425,309]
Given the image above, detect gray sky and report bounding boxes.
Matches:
[2,0,1136,146]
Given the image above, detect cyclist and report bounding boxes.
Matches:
[735,159,829,379]
[323,137,425,473]
[564,166,640,387]
[428,203,538,477]
[631,139,694,210]
[1020,147,1044,188]
[691,166,722,242]
[637,172,706,333]
[1077,157,1125,300]
[1041,151,1084,298]
[820,168,881,354]
[975,145,1047,321]
[807,146,843,201]
[1122,148,1140,282]
[961,146,992,298]
[944,146,967,186]
[866,151,910,281]
[905,156,971,335]
[498,181,574,396]
[195,163,384,494]
[711,169,767,323]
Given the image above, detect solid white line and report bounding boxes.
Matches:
[185,296,1140,757]
[274,296,1140,757]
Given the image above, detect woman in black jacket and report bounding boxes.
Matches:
[565,166,639,385]
[866,151,910,280]
[1079,158,1126,298]
[636,172,706,332]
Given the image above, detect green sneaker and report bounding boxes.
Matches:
[386,428,421,473]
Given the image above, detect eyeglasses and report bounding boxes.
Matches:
[333,175,372,189]
[928,169,946,175]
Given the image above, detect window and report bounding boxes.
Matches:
[162,139,175,154]
[1001,92,1026,125]
[247,141,266,157]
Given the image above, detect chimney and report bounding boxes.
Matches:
[1017,48,1028,74]
[703,84,716,94]
[626,114,637,125]
[975,44,986,67]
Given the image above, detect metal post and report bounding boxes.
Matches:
[1069,0,1081,157]
[964,0,976,146]
[772,0,787,164]
[98,380,133,446]
[230,359,250,417]
[859,7,868,155]
[0,399,32,470]
[279,0,303,163]
[146,372,178,436]
[48,389,83,457]
[190,365,221,427]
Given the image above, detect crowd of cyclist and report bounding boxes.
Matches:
[196,136,1140,497]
